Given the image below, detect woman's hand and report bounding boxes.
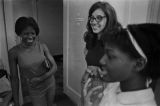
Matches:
[81,66,101,88]
[98,68,107,78]
[84,85,103,106]
[87,66,108,78]
[87,66,100,76]
[81,72,90,86]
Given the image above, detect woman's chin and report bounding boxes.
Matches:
[101,75,114,82]
[25,42,35,46]
[93,30,100,34]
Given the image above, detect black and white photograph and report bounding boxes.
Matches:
[0,0,160,106]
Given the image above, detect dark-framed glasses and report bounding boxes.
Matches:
[89,15,106,22]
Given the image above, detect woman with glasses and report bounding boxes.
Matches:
[8,16,57,106]
[81,1,121,106]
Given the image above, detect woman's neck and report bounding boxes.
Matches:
[97,34,101,40]
[120,74,147,92]
[21,41,37,49]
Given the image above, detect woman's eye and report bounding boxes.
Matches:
[108,54,116,60]
[31,32,36,35]
[22,32,35,36]
[96,15,103,21]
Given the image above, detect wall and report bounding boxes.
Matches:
[37,0,63,55]
[147,0,160,23]
[102,0,150,26]
[0,0,9,72]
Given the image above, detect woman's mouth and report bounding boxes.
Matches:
[99,67,108,77]
[26,37,36,43]
[26,39,33,43]
[23,37,36,46]
[92,26,98,30]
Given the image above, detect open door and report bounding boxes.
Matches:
[63,0,99,105]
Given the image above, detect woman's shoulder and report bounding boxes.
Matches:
[39,42,47,47]
[39,42,48,50]
[8,44,21,56]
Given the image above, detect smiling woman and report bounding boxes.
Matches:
[89,8,107,35]
[81,1,122,106]
[20,27,37,46]
[8,16,57,106]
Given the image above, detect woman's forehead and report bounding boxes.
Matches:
[104,43,123,54]
[92,8,105,16]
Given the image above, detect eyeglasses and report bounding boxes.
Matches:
[89,15,106,23]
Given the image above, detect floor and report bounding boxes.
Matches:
[23,93,76,106]
[54,55,76,106]
[54,93,76,106]
[23,55,76,106]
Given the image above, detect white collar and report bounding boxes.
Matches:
[117,88,155,105]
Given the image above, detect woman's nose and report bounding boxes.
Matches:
[99,54,107,65]
[90,18,98,24]
[27,35,33,39]
[27,33,35,38]
[92,20,97,25]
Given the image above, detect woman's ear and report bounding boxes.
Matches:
[134,58,146,72]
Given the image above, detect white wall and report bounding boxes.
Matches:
[147,0,160,23]
[102,0,150,26]
[0,0,9,72]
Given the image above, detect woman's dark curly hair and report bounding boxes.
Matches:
[84,1,121,49]
[15,16,39,36]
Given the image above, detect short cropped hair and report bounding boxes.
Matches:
[15,16,39,36]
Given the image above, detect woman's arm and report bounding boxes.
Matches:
[8,48,20,106]
[84,47,88,56]
[34,43,57,81]
[81,47,90,84]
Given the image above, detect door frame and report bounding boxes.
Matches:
[63,0,81,105]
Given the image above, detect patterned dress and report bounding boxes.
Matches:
[84,39,107,105]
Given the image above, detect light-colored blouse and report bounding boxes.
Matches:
[99,82,157,106]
